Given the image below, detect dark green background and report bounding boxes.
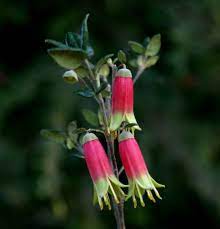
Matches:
[0,0,220,228]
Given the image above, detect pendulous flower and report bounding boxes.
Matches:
[82,133,126,210]
[109,68,141,131]
[118,131,165,207]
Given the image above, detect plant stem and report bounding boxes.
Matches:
[133,67,145,84]
[86,60,126,229]
[105,69,126,229]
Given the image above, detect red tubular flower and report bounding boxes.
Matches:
[118,131,165,207]
[82,133,126,210]
[109,68,141,131]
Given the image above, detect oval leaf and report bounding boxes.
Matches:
[95,54,114,73]
[118,50,126,63]
[128,41,144,54]
[145,34,161,57]
[144,56,159,68]
[48,48,86,69]
[75,67,89,78]
[66,138,75,149]
[98,64,110,77]
[67,121,78,143]
[82,109,99,126]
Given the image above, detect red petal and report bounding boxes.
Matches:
[83,139,113,182]
[112,76,133,113]
[119,138,148,179]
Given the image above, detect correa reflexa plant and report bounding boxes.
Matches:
[41,14,165,229]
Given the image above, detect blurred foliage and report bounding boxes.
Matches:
[0,0,220,228]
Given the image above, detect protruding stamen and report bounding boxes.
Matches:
[108,179,119,204]
[132,194,137,208]
[98,196,104,210]
[147,190,156,203]
[104,194,111,210]
[136,184,145,207]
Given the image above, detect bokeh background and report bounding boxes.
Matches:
[1,0,220,228]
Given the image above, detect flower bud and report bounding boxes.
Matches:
[82,133,127,210]
[119,131,164,207]
[110,68,141,131]
[63,70,78,84]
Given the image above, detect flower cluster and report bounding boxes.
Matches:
[82,67,164,209]
[44,15,165,227]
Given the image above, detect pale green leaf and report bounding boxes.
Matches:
[145,34,161,57]
[118,50,126,63]
[144,56,159,68]
[48,48,86,69]
[82,109,99,126]
[128,41,144,54]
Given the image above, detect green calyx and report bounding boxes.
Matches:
[125,113,141,130]
[118,131,134,142]
[126,173,165,208]
[93,175,127,210]
[116,68,132,78]
[109,112,141,131]
[82,133,98,145]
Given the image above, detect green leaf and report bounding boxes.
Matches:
[67,121,78,142]
[40,129,66,144]
[95,54,114,73]
[66,137,75,149]
[81,14,89,50]
[76,88,94,98]
[80,14,94,57]
[65,32,81,48]
[67,121,77,132]
[128,41,144,54]
[144,55,159,68]
[129,59,138,68]
[45,39,68,48]
[145,34,161,57]
[95,81,108,95]
[82,109,99,126]
[48,48,87,69]
[118,50,127,63]
[98,64,110,77]
[75,66,89,78]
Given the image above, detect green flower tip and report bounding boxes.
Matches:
[127,173,165,208]
[118,131,134,142]
[82,133,98,145]
[93,175,127,210]
[117,68,132,78]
